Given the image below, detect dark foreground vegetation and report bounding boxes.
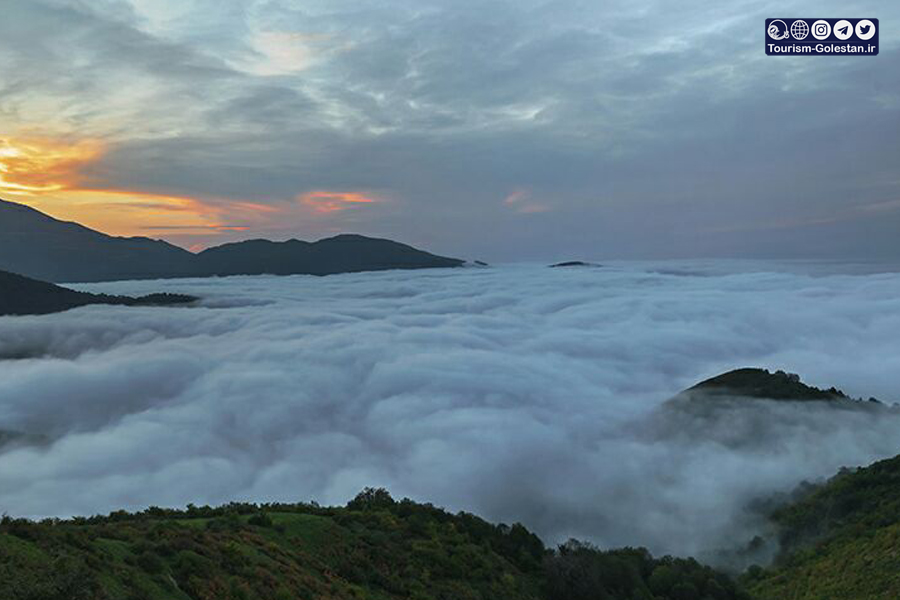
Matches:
[0,488,749,600]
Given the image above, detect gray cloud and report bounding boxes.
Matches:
[1,263,900,563]
[3,0,899,259]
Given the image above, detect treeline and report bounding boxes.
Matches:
[545,540,750,600]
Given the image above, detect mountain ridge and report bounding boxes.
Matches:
[0,198,464,282]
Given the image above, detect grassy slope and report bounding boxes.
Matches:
[0,497,545,600]
[0,490,750,600]
[746,455,900,599]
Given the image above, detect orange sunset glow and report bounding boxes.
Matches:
[299,190,379,213]
[0,135,103,194]
[0,135,230,238]
[0,135,378,247]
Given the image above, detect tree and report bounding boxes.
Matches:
[347,488,396,511]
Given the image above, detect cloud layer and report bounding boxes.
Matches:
[1,263,900,562]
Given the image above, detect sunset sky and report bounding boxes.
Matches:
[1,0,898,260]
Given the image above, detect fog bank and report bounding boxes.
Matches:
[1,262,899,560]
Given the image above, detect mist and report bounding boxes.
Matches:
[1,262,899,562]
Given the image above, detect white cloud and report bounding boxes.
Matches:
[236,31,327,76]
[1,262,900,564]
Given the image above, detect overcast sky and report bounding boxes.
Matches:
[0,0,898,260]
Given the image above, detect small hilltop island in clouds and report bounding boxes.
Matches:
[2,0,899,599]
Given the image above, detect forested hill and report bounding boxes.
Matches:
[669,367,888,408]
[746,454,900,599]
[684,368,854,402]
[0,488,750,600]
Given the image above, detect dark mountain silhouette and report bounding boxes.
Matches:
[0,269,196,316]
[195,234,463,277]
[0,198,197,282]
[0,198,464,282]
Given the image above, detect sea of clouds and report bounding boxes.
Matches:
[1,261,900,562]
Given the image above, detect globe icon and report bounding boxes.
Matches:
[790,20,809,40]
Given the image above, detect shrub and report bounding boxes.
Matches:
[248,512,273,528]
[136,550,165,574]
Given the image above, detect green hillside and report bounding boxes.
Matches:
[746,455,900,599]
[0,488,749,600]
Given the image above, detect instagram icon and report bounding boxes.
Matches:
[811,19,831,40]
